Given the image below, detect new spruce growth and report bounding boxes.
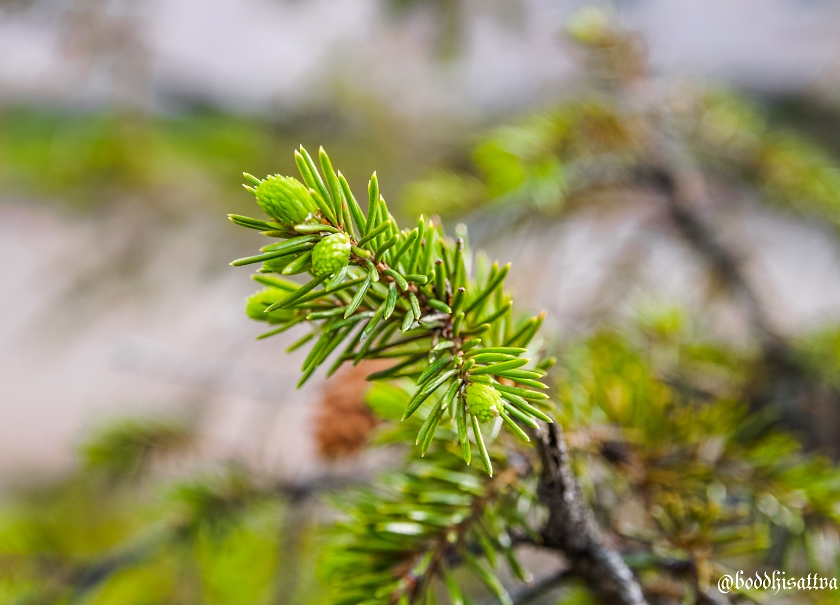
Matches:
[230,146,552,475]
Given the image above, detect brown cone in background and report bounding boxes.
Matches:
[314,360,389,460]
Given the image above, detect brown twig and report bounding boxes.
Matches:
[535,422,648,605]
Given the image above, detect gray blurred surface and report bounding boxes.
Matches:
[0,0,838,113]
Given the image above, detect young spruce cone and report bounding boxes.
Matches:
[311,232,351,276]
[255,175,320,230]
[465,383,501,424]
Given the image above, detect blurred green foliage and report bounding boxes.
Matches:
[682,90,840,227]
[403,15,840,233]
[796,324,840,388]
[0,416,315,605]
[0,109,275,212]
[81,418,194,481]
[404,88,840,229]
[0,106,452,219]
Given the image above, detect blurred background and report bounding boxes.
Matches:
[2,1,840,603]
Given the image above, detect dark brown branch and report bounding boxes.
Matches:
[536,423,648,605]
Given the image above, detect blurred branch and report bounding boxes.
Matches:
[635,141,816,406]
[9,471,368,604]
[477,568,573,605]
[635,142,840,455]
[271,473,371,502]
[69,532,168,602]
[511,569,574,605]
[637,157,776,344]
[272,503,313,604]
[535,423,648,605]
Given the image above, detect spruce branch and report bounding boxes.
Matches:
[67,534,169,602]
[230,146,554,474]
[231,147,651,604]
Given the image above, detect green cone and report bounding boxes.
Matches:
[255,175,320,230]
[311,232,352,276]
[465,383,501,424]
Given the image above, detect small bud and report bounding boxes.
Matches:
[465,383,501,424]
[255,175,320,230]
[311,232,352,276]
